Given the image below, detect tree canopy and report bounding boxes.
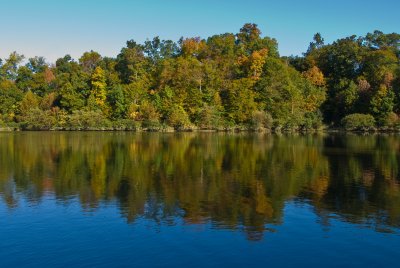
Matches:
[1,24,399,130]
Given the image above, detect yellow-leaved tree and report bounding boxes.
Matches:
[88,66,109,115]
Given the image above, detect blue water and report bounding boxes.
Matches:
[0,132,399,267]
[1,197,398,267]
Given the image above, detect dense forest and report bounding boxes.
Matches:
[0,23,399,131]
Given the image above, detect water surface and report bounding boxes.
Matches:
[0,132,399,267]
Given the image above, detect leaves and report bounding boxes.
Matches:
[1,24,398,130]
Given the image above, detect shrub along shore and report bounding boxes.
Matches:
[0,115,395,133]
[0,24,399,132]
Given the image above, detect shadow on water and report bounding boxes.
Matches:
[0,132,399,241]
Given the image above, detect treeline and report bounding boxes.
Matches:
[0,24,399,131]
[290,31,400,130]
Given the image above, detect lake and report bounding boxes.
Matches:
[0,132,399,267]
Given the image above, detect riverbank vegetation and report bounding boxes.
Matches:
[0,24,399,131]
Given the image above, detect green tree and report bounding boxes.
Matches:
[370,84,395,125]
[222,78,257,124]
[0,80,23,122]
[79,51,102,73]
[1,52,24,81]
[107,84,127,119]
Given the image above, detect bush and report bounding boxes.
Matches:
[112,119,140,130]
[341,113,376,131]
[166,105,191,130]
[134,101,160,121]
[249,111,273,130]
[198,105,223,130]
[20,108,57,130]
[276,115,303,132]
[142,118,162,131]
[68,110,111,130]
[385,112,400,128]
[302,111,324,130]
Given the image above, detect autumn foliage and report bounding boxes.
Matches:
[0,24,399,131]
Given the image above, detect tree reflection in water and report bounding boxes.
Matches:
[0,132,399,240]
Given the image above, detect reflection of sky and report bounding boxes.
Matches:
[0,198,398,267]
[1,0,399,62]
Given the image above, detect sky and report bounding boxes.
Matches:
[1,0,399,63]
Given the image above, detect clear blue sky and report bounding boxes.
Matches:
[1,0,399,63]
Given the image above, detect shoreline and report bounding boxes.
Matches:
[1,126,399,134]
